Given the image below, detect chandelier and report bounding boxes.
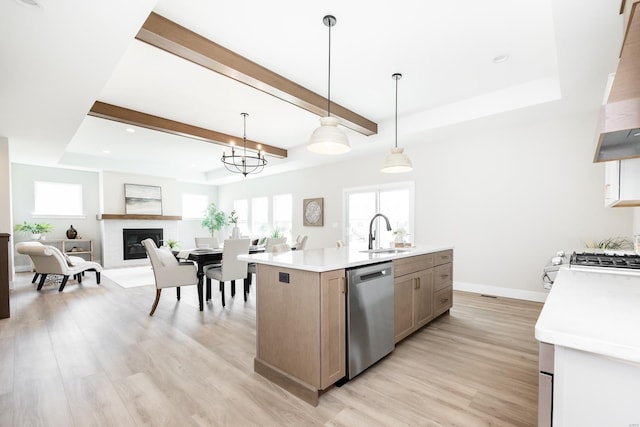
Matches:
[221,112,267,177]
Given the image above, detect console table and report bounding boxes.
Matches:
[47,239,94,261]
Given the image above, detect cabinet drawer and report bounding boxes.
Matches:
[434,263,452,291]
[394,254,434,277]
[433,250,453,266]
[434,286,452,315]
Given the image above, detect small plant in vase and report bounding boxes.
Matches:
[13,221,54,240]
[228,210,240,239]
[163,239,181,250]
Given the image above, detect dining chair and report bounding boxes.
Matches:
[293,235,308,250]
[205,238,250,306]
[142,238,198,316]
[265,237,287,252]
[195,236,219,249]
[272,243,291,253]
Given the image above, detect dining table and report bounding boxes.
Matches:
[176,245,264,311]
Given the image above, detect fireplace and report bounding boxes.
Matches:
[123,228,163,260]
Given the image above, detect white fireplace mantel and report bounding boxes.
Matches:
[100,217,180,268]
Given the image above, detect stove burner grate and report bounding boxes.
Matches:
[570,252,640,269]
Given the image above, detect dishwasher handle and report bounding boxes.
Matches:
[359,270,387,282]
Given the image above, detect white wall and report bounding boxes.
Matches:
[100,171,218,251]
[219,110,633,301]
[102,171,181,215]
[11,164,102,271]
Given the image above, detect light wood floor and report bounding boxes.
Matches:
[0,271,543,426]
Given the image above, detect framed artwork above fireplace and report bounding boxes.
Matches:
[124,184,162,215]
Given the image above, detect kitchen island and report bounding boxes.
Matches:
[241,245,453,405]
[535,267,640,425]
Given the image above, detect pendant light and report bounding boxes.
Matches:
[221,113,267,177]
[381,73,412,173]
[308,15,350,155]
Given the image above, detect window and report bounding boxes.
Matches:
[273,194,292,243]
[251,197,269,236]
[345,182,414,250]
[34,181,83,216]
[182,193,209,219]
[233,199,249,236]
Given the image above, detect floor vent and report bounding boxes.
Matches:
[480,294,498,298]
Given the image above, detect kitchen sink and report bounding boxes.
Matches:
[360,248,411,254]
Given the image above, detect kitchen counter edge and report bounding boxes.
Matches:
[239,245,454,272]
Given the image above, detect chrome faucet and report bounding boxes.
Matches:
[368,213,392,250]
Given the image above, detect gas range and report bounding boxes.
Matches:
[569,251,640,274]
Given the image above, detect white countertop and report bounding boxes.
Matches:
[535,266,640,363]
[238,245,453,273]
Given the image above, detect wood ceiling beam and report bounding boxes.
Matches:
[136,12,378,136]
[88,101,288,159]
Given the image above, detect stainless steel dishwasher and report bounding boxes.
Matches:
[346,261,395,379]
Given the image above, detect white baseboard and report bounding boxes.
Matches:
[453,281,548,303]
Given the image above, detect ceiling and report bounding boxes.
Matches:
[0,0,624,184]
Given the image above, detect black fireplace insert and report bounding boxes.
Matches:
[123,228,163,260]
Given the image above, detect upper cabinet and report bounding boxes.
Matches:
[604,158,640,207]
[594,0,640,163]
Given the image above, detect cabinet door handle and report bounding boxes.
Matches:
[440,297,449,303]
[341,277,346,294]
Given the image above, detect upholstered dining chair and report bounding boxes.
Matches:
[15,241,103,291]
[194,236,219,249]
[205,238,250,306]
[292,235,308,250]
[142,238,198,316]
[265,237,287,252]
[271,243,291,253]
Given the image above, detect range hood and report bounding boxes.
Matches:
[594,0,640,163]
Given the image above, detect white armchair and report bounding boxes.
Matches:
[142,238,198,316]
[15,242,103,291]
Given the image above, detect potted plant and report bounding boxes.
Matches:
[228,210,240,239]
[271,226,282,238]
[584,237,632,250]
[13,221,54,240]
[163,239,181,250]
[201,202,226,237]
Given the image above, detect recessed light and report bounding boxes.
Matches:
[14,0,42,9]
[492,54,510,64]
[125,127,135,133]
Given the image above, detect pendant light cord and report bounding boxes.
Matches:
[392,73,402,149]
[242,112,248,159]
[327,19,332,117]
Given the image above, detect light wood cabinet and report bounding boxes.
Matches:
[254,264,345,406]
[394,250,453,343]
